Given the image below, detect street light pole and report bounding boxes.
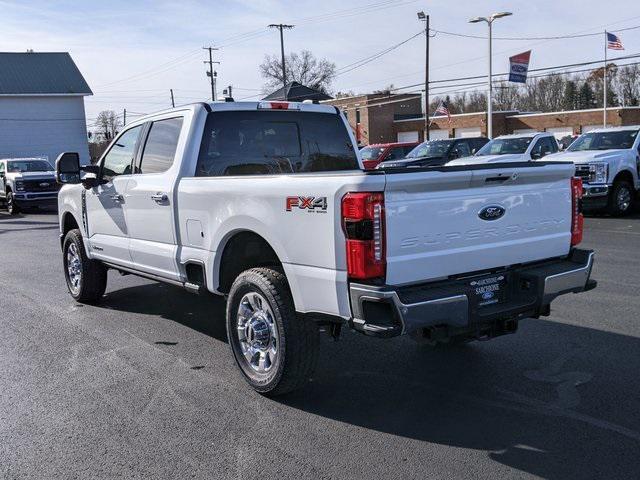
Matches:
[417,11,429,141]
[469,12,512,139]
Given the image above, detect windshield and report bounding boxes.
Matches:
[406,140,454,158]
[7,160,52,173]
[476,137,533,156]
[360,146,386,161]
[567,130,639,151]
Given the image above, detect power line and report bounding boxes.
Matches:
[335,30,424,76]
[387,52,640,92]
[431,23,640,41]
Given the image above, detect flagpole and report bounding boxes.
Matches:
[604,30,607,127]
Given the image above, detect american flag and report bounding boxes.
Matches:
[435,101,451,123]
[607,32,624,50]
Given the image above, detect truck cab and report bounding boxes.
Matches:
[546,126,640,215]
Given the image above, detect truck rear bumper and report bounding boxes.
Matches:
[348,248,595,338]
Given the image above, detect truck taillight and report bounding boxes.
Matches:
[571,177,584,246]
[341,192,385,281]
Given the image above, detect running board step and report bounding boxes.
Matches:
[184,282,203,294]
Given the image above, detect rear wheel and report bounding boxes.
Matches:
[607,180,634,216]
[6,191,19,215]
[226,268,319,396]
[63,229,107,303]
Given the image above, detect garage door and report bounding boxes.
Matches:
[513,128,536,135]
[428,129,449,140]
[455,127,481,138]
[582,124,603,133]
[397,131,419,143]
[546,127,573,140]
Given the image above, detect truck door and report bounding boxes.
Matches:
[85,125,143,267]
[124,116,184,281]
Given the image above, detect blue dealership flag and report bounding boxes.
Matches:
[509,50,531,84]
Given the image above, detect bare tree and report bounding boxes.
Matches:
[613,64,640,106]
[95,110,122,141]
[260,50,336,93]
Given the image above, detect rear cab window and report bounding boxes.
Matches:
[196,111,358,176]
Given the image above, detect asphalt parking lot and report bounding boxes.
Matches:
[1,209,639,480]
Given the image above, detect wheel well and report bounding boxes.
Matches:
[613,170,634,186]
[62,213,80,240]
[218,231,282,293]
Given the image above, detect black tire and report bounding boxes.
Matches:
[6,191,19,215]
[607,180,634,216]
[62,229,107,304]
[226,267,319,396]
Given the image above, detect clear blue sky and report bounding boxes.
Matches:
[1,0,639,127]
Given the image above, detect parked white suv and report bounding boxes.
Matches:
[546,126,640,215]
[448,132,559,165]
[55,101,596,395]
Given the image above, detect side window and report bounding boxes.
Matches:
[138,117,184,174]
[453,141,471,158]
[101,126,142,183]
[386,147,406,160]
[547,136,559,153]
[0,162,4,174]
[403,146,416,156]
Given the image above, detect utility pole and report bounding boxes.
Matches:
[203,46,220,101]
[268,24,294,89]
[223,85,233,99]
[417,12,429,141]
[170,89,175,108]
[603,30,608,127]
[123,108,126,126]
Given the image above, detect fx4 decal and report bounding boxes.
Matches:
[286,196,328,213]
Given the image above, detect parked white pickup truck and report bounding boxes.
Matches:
[546,126,640,215]
[449,132,559,165]
[55,101,596,395]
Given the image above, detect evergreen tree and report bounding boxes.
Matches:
[562,80,578,110]
[577,82,596,109]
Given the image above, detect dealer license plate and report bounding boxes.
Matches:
[470,275,507,307]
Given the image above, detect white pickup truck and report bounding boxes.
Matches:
[55,101,596,395]
[546,126,640,216]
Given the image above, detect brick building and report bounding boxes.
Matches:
[328,93,421,146]
[327,93,640,145]
[394,106,640,143]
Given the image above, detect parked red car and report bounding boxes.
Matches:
[359,141,419,170]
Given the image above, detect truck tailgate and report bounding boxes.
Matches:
[384,163,575,286]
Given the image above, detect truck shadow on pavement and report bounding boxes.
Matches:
[281,322,640,479]
[97,281,640,479]
[100,281,228,342]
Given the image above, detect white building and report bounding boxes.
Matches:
[0,52,92,164]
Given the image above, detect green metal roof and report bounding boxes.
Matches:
[0,52,92,95]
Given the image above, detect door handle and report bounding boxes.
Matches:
[151,192,169,203]
[110,194,124,203]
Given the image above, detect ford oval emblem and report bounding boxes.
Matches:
[478,205,505,221]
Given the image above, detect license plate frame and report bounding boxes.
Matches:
[469,274,508,307]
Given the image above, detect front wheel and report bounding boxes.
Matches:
[607,180,634,216]
[63,229,107,303]
[6,191,19,215]
[226,268,319,396]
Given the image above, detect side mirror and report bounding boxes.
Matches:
[55,152,80,184]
